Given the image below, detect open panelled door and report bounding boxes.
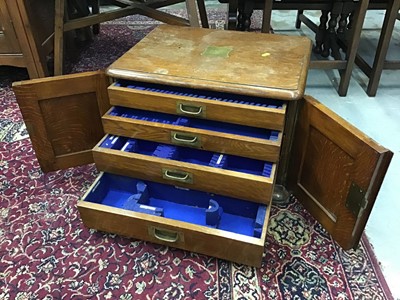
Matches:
[288,96,393,249]
[13,71,110,172]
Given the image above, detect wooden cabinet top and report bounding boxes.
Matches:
[107,25,312,100]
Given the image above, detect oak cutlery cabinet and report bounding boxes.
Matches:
[13,25,392,267]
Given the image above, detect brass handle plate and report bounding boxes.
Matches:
[148,226,184,243]
[170,131,201,148]
[177,102,206,118]
[162,168,193,184]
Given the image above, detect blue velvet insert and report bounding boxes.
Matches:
[100,135,273,177]
[85,173,267,238]
[114,80,284,109]
[109,106,279,141]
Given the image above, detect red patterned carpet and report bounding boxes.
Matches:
[0,10,394,299]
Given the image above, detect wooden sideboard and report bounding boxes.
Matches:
[0,0,54,77]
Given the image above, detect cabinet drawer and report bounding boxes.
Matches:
[93,135,276,204]
[78,172,271,267]
[108,80,286,130]
[102,106,282,162]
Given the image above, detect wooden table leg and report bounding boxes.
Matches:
[196,0,209,28]
[337,0,369,96]
[89,0,100,34]
[237,0,254,31]
[54,0,65,76]
[227,0,238,30]
[185,0,201,27]
[366,0,400,96]
[261,0,272,33]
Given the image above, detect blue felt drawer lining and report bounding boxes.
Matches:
[114,80,284,109]
[100,135,273,177]
[108,106,279,141]
[86,173,268,238]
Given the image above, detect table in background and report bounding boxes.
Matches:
[0,0,54,78]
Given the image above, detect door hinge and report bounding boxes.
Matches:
[345,182,367,216]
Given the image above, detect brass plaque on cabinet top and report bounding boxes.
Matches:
[106,25,312,100]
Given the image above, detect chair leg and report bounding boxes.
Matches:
[261,0,272,33]
[227,0,239,30]
[54,0,66,76]
[185,0,201,27]
[196,0,209,28]
[70,0,94,42]
[296,10,304,28]
[367,0,400,96]
[338,0,369,96]
[89,0,100,34]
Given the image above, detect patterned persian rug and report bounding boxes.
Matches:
[0,9,394,300]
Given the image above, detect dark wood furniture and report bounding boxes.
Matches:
[0,0,54,77]
[227,0,400,96]
[354,0,400,96]
[13,25,392,266]
[54,0,209,75]
[223,0,370,96]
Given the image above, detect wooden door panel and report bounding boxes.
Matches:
[288,96,393,249]
[12,71,110,172]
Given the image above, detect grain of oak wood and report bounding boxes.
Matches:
[101,110,283,162]
[108,84,287,130]
[93,141,276,204]
[14,25,393,262]
[78,173,271,267]
[106,25,312,100]
[0,0,53,77]
[12,71,111,172]
[287,96,393,249]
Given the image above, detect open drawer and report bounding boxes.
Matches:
[77,172,271,267]
[108,80,287,131]
[102,106,282,162]
[93,135,276,204]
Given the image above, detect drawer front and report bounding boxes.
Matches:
[108,84,286,130]
[78,173,271,267]
[102,108,282,162]
[93,137,275,204]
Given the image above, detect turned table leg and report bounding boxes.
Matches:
[237,0,254,31]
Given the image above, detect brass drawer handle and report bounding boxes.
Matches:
[178,103,203,115]
[163,169,193,183]
[171,131,201,147]
[172,133,198,144]
[153,228,179,243]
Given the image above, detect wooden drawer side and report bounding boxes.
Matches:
[108,83,286,130]
[78,173,272,266]
[93,141,275,204]
[102,108,282,162]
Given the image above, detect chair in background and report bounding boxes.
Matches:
[354,0,400,96]
[290,0,369,96]
[54,0,209,75]
[222,0,369,96]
